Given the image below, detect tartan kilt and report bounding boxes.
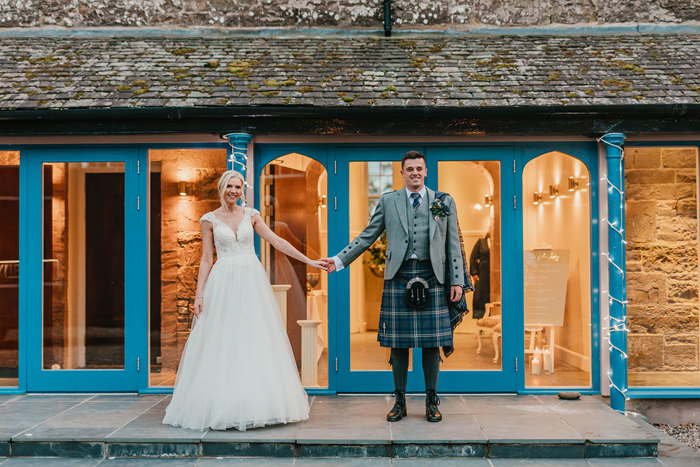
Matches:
[377,259,453,348]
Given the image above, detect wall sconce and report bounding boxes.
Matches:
[318,194,327,208]
[533,192,542,205]
[549,185,559,199]
[568,176,579,191]
[484,195,493,207]
[178,181,190,196]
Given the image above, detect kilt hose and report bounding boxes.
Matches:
[378,259,453,349]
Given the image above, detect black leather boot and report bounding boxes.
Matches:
[387,390,407,422]
[425,389,442,422]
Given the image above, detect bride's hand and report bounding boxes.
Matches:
[193,297,203,317]
[308,259,328,271]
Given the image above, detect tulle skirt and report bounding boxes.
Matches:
[163,253,310,431]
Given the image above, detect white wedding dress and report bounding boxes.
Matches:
[163,207,310,431]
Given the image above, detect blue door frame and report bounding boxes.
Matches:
[4,140,599,395]
[25,147,148,392]
[255,142,600,395]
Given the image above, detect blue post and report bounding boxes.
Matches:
[223,132,253,177]
[601,133,627,412]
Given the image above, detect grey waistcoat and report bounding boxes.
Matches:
[403,193,431,262]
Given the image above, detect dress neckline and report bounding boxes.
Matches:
[213,208,247,241]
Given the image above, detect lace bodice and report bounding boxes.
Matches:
[200,208,258,258]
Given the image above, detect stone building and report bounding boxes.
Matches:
[0,0,698,415]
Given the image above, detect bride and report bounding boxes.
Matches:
[163,170,326,431]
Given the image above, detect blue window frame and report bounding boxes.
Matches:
[624,140,700,400]
[255,142,601,395]
[2,140,605,396]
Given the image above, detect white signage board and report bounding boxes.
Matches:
[523,249,569,327]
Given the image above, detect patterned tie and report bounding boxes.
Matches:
[410,192,421,210]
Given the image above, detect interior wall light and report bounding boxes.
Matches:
[484,194,493,207]
[178,181,190,196]
[568,176,579,191]
[549,184,559,199]
[533,192,542,205]
[319,194,328,208]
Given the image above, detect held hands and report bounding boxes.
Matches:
[308,259,330,271]
[450,285,463,302]
[320,258,336,273]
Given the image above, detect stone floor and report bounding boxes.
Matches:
[0,394,677,463]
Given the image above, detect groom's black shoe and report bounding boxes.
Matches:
[425,390,442,422]
[387,390,407,422]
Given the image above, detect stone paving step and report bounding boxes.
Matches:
[0,394,659,459]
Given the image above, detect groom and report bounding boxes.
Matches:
[322,150,464,422]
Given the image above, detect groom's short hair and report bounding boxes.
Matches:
[401,150,426,169]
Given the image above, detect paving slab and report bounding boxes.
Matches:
[0,458,101,466]
[0,400,87,439]
[14,399,161,442]
[474,413,583,443]
[393,460,491,466]
[296,414,391,444]
[196,459,293,466]
[490,460,591,466]
[107,399,205,443]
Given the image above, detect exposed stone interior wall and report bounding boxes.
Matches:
[151,149,224,375]
[1,1,698,28]
[626,147,700,378]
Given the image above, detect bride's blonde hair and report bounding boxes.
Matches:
[217,170,246,207]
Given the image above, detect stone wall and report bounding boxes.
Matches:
[626,147,700,375]
[1,1,698,28]
[152,149,223,374]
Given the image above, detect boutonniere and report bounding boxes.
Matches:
[429,198,450,220]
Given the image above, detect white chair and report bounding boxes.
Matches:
[475,301,502,363]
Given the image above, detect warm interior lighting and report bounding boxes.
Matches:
[549,184,559,199]
[533,192,542,205]
[568,176,579,191]
[319,194,327,208]
[474,203,483,211]
[484,194,493,207]
[178,181,189,196]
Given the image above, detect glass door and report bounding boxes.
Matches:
[336,147,440,392]
[428,146,517,392]
[26,148,145,392]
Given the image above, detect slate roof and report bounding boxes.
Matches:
[0,34,699,111]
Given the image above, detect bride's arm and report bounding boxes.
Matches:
[251,212,326,269]
[193,220,215,317]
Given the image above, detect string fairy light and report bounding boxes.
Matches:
[598,133,631,409]
[222,133,252,206]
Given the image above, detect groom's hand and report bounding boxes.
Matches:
[321,258,336,273]
[450,285,463,302]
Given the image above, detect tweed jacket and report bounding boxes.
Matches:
[336,187,465,286]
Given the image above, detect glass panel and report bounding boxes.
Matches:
[260,153,329,387]
[0,152,20,386]
[438,161,502,371]
[348,161,412,371]
[626,147,700,387]
[522,152,592,387]
[42,161,126,370]
[148,149,227,386]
